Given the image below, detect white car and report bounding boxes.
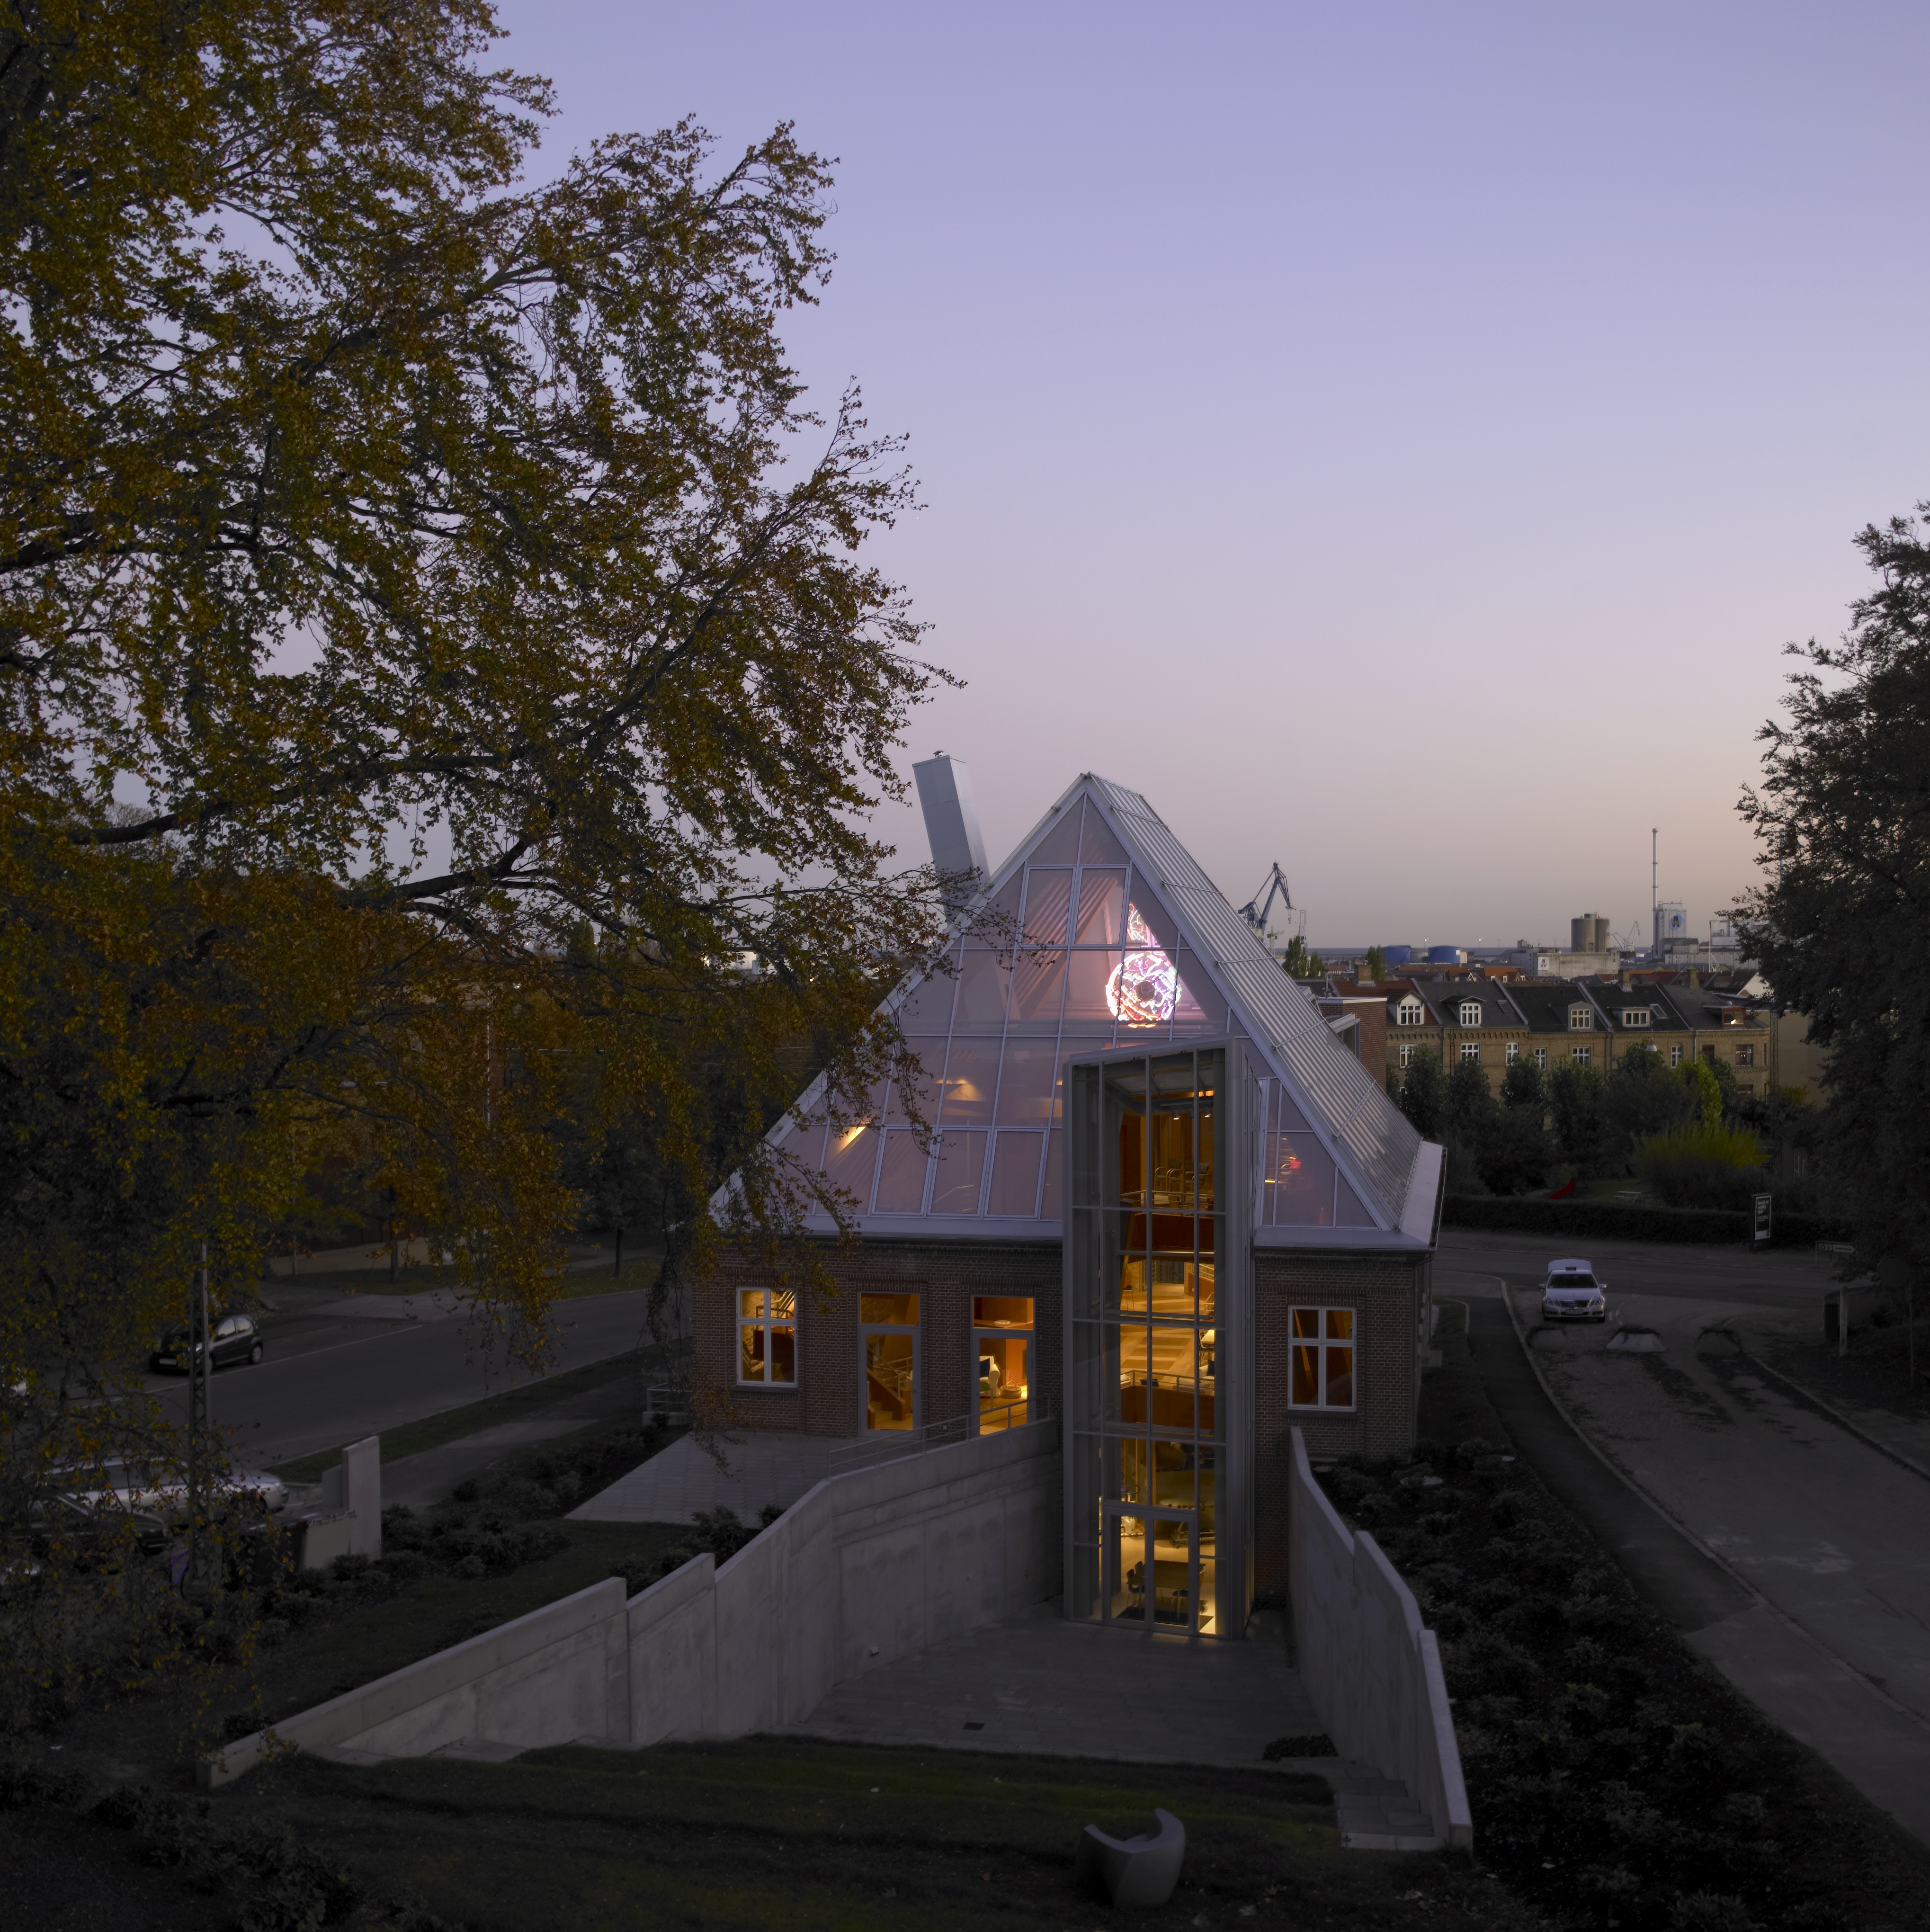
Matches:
[1541,1259,1608,1323]
[58,1457,288,1517]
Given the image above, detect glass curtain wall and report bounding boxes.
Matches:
[1067,1045,1251,1636]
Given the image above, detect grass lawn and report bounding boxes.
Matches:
[268,1352,654,1483]
[18,1736,1536,1932]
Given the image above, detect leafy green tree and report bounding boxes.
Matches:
[1602,1043,1696,1162]
[1501,1057,1546,1110]
[1737,505,1930,1269]
[0,0,947,1729]
[1282,934,1328,979]
[1479,1108,1556,1196]
[1679,1056,1724,1127]
[1394,1047,1447,1138]
[1446,1058,1499,1142]
[1363,945,1388,983]
[1548,1064,1609,1175]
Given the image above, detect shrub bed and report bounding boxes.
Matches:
[1319,1443,1929,1932]
[1442,1195,1850,1247]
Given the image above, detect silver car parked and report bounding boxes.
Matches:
[1541,1258,1608,1323]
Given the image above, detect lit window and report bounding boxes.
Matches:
[974,1296,1034,1432]
[1568,1005,1594,1030]
[1533,1047,1548,1070]
[1459,1042,1481,1064]
[1620,1008,1651,1029]
[1398,1043,1415,1067]
[1288,1306,1355,1410]
[1395,997,1424,1027]
[1670,1046,1682,1067]
[1571,1045,1592,1066]
[739,1289,796,1386]
[1736,1044,1755,1067]
[1457,1000,1481,1027]
[1505,1042,1519,1064]
[861,1293,919,1432]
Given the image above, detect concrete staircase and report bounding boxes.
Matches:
[1332,1769,1444,1852]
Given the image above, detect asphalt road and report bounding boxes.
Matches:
[142,1289,660,1468]
[1438,1226,1843,1319]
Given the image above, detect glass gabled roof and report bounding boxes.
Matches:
[758,774,1429,1241]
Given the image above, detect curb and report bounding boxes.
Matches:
[1737,1352,1930,1488]
[1494,1282,1769,1612]
[1494,1281,1927,1726]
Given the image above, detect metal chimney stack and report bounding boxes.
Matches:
[912,752,988,912]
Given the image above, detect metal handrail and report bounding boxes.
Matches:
[827,1397,1053,1473]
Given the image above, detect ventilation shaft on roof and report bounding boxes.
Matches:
[913,752,989,913]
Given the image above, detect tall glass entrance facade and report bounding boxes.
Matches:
[1064,1041,1253,1636]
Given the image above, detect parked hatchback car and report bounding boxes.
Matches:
[149,1312,264,1373]
[1541,1259,1608,1323]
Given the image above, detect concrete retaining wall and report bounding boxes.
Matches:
[209,1419,1058,1785]
[1289,1428,1473,1849]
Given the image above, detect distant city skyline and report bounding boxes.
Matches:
[495,2,1930,940]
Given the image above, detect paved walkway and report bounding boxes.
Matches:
[788,1601,1326,1771]
[570,1430,837,1525]
[1441,1270,1930,1852]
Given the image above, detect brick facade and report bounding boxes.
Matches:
[1251,1248,1425,1597]
[703,1238,1063,1440]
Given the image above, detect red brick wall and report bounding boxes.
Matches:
[703,1239,1063,1440]
[1252,1249,1422,1596]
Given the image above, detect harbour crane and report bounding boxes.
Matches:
[1238,863,1296,945]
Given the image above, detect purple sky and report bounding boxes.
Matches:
[495,1,1930,949]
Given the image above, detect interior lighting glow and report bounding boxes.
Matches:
[1107,906,1178,1026]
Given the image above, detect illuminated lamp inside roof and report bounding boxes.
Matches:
[1107,905,1178,1027]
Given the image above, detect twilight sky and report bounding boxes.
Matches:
[495,1,1930,949]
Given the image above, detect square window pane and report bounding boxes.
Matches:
[994,1041,1058,1123]
[1326,1309,1354,1340]
[1020,868,1073,943]
[771,1290,795,1319]
[1290,1307,1320,1339]
[1073,869,1126,945]
[861,1293,919,1324]
[769,1327,796,1383]
[974,1296,1035,1327]
[938,1041,1000,1126]
[885,1042,946,1125]
[1327,1347,1354,1407]
[873,1128,929,1212]
[1041,1128,1064,1216]
[1064,950,1122,1028]
[823,1124,881,1204]
[895,967,956,1031]
[952,949,1011,1031]
[931,1129,989,1213]
[1008,948,1067,1031]
[740,1289,765,1318]
[1291,1343,1319,1405]
[986,1131,1044,1216]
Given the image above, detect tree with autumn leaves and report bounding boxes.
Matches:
[0,0,944,1724]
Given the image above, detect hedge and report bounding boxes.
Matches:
[1441,1194,1852,1248]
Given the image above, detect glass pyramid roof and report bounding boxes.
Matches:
[760,774,1435,1245]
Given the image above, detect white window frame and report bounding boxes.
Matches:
[1670,1045,1683,1067]
[1620,1008,1651,1029]
[1571,1045,1592,1066]
[1505,1041,1520,1064]
[1533,1046,1548,1070]
[737,1288,797,1386]
[1395,998,1424,1027]
[1457,1000,1481,1027]
[1287,1305,1357,1411]
[1568,1005,1594,1030]
[1398,1043,1416,1067]
[1459,1042,1481,1064]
